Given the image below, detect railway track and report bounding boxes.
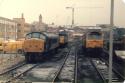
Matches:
[10,45,73,82]
[0,61,26,75]
[0,42,78,82]
[101,49,125,81]
[0,63,38,83]
[0,50,68,82]
[74,45,78,83]
[91,58,124,83]
[7,64,38,83]
[52,43,79,83]
[52,47,71,82]
[101,58,125,82]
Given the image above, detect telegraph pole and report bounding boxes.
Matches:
[109,0,114,83]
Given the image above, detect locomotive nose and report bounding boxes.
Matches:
[60,36,65,44]
[23,39,45,53]
[86,40,103,48]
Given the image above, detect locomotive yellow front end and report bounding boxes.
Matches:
[23,39,45,53]
[86,40,103,48]
[59,36,65,44]
[23,32,47,62]
[59,31,68,46]
[85,30,104,54]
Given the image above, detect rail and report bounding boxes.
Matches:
[91,59,107,83]
[74,45,78,83]
[6,64,38,83]
[52,48,71,83]
[91,58,124,83]
[101,58,124,82]
[0,62,26,75]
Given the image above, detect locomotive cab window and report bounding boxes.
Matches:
[26,32,46,40]
[87,32,102,40]
[26,34,32,39]
[32,33,40,38]
[40,34,46,40]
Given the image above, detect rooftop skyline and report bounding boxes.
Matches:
[0,0,125,26]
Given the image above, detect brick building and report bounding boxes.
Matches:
[13,14,31,39]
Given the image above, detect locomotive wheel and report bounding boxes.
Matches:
[34,55,37,62]
[36,54,39,62]
[28,54,32,63]
[31,54,35,63]
[25,54,29,63]
[39,53,43,61]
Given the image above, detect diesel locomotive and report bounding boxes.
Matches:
[104,27,125,59]
[59,30,68,46]
[83,28,104,53]
[104,27,125,50]
[23,32,59,62]
[23,31,69,62]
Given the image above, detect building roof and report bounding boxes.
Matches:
[0,16,17,23]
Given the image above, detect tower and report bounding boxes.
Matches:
[39,14,42,23]
[21,13,24,19]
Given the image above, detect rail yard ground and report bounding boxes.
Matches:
[0,53,25,74]
[0,41,124,83]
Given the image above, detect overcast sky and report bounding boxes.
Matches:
[0,0,125,26]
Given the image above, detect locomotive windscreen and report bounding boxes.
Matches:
[59,31,68,37]
[26,32,45,40]
[87,32,102,40]
[32,33,40,38]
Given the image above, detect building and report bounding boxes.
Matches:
[13,14,31,39]
[0,17,17,40]
[47,24,60,33]
[31,14,48,32]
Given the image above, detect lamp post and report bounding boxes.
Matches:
[66,7,74,28]
[109,0,114,83]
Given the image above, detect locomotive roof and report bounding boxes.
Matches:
[26,32,59,38]
[59,31,68,34]
[84,30,102,36]
[42,32,59,38]
[87,27,102,30]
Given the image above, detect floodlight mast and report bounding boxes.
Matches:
[109,0,114,83]
[66,7,74,28]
